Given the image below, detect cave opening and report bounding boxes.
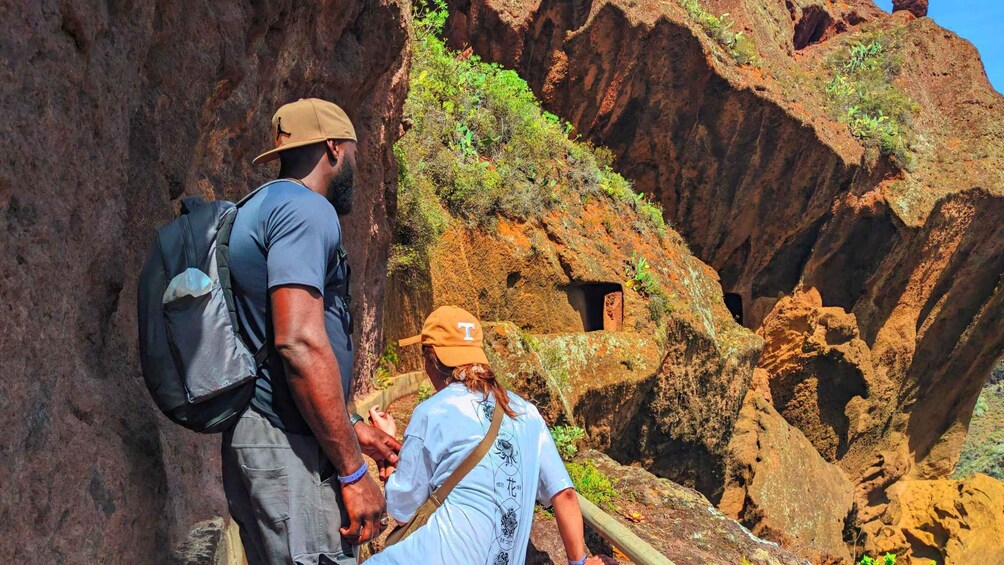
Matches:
[793,6,834,50]
[724,293,744,326]
[564,283,623,332]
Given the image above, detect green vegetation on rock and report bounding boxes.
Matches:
[677,0,758,65]
[824,29,919,166]
[626,252,673,325]
[955,361,1004,481]
[550,425,585,461]
[372,343,399,390]
[417,382,434,403]
[391,0,664,283]
[567,460,618,509]
[857,554,897,565]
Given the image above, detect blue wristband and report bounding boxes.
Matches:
[568,556,587,565]
[338,461,368,485]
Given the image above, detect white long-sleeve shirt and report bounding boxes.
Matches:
[368,383,573,565]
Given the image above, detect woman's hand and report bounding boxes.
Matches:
[369,405,397,438]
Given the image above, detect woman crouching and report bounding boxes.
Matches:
[365,306,614,565]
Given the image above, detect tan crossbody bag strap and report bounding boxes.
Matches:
[384,401,504,546]
[430,401,504,505]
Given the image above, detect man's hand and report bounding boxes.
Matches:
[339,474,387,544]
[354,421,401,481]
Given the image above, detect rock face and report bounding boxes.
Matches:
[443,0,1004,534]
[722,391,855,564]
[754,290,888,470]
[537,450,811,565]
[0,1,407,561]
[892,0,928,18]
[387,186,761,495]
[864,474,1004,563]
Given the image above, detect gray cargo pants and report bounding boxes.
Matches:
[222,409,356,565]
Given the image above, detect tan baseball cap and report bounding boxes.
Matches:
[253,98,357,165]
[399,306,490,367]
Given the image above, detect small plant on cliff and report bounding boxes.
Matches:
[677,0,758,65]
[600,166,667,235]
[417,382,434,402]
[625,252,673,324]
[372,343,400,390]
[550,425,585,461]
[626,253,657,296]
[567,460,618,509]
[857,554,896,565]
[824,30,919,166]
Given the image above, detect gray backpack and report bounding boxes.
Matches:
[137,186,269,433]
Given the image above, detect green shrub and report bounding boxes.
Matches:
[371,343,400,390]
[567,461,618,509]
[399,0,592,225]
[974,394,989,418]
[823,31,919,166]
[392,0,666,249]
[626,253,658,296]
[625,252,672,324]
[857,554,896,565]
[417,382,434,402]
[388,144,448,285]
[677,0,758,65]
[550,425,585,461]
[373,367,393,390]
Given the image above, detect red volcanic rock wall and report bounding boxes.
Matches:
[0,1,407,561]
[444,0,1004,517]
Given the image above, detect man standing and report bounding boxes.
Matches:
[223,98,400,564]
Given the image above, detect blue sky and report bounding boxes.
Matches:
[874,1,1002,93]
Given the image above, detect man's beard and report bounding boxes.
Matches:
[329,166,354,215]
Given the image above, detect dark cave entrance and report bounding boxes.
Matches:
[724,292,744,326]
[564,283,623,332]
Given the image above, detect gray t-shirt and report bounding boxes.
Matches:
[230,180,353,434]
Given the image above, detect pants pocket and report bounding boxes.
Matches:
[241,464,291,527]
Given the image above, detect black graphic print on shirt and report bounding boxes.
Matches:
[474,398,523,565]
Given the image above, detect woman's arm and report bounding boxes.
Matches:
[552,488,586,560]
[551,488,618,565]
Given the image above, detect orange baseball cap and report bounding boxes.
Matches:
[399,306,490,367]
[253,98,357,165]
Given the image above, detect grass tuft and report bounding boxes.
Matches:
[823,29,919,166]
[677,0,758,65]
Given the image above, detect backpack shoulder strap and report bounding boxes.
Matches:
[429,399,505,506]
[217,182,282,369]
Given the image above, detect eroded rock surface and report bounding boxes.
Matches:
[863,474,1004,563]
[892,0,928,18]
[722,391,855,564]
[548,450,810,565]
[0,1,408,561]
[443,0,1004,542]
[387,180,762,495]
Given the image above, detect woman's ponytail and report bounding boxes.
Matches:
[452,363,517,418]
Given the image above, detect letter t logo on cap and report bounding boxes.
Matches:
[457,322,476,341]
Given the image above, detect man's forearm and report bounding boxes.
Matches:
[282,343,364,474]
